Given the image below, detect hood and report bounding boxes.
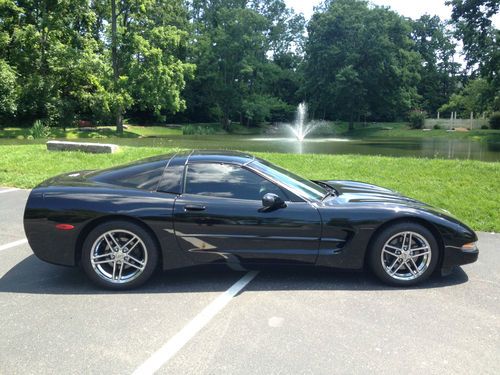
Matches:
[320,180,454,216]
[323,180,421,203]
[325,180,402,196]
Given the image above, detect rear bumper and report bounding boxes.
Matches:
[24,218,80,266]
[442,245,479,270]
[24,189,80,267]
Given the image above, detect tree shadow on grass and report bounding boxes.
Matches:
[0,254,468,296]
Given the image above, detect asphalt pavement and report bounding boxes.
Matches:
[0,187,498,374]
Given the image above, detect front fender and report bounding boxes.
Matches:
[315,202,477,270]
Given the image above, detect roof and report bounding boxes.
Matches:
[172,150,256,166]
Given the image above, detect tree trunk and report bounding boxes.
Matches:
[115,109,123,134]
[222,114,230,132]
[349,112,354,131]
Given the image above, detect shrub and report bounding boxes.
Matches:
[489,112,500,130]
[242,95,289,126]
[481,125,489,130]
[29,120,51,139]
[408,110,426,129]
[182,124,217,135]
[433,124,441,130]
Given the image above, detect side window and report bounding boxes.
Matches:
[92,160,168,191]
[185,163,288,201]
[157,164,184,194]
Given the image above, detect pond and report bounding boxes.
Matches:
[1,135,499,162]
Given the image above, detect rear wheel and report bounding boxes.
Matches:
[81,221,158,289]
[369,222,439,286]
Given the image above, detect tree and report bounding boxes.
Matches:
[332,66,367,127]
[0,59,18,119]
[105,0,195,133]
[446,0,500,110]
[446,0,499,70]
[411,15,461,115]
[0,0,194,131]
[439,78,496,116]
[304,0,420,128]
[184,0,304,129]
[0,0,109,126]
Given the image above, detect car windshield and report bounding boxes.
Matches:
[249,159,327,201]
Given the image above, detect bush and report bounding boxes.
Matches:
[489,112,500,130]
[408,110,426,129]
[242,95,290,126]
[29,120,51,139]
[182,124,218,135]
[481,125,489,130]
[433,124,441,130]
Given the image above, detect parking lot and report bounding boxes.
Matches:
[0,187,499,374]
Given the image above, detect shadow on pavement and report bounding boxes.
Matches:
[0,254,468,295]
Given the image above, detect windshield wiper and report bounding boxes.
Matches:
[314,181,338,200]
[321,191,335,201]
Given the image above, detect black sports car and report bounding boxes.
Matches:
[24,150,478,289]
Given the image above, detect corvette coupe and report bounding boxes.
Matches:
[24,150,478,289]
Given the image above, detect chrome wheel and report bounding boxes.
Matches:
[90,230,148,284]
[380,231,432,281]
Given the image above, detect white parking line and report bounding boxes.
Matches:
[0,188,19,194]
[0,238,28,252]
[132,270,259,375]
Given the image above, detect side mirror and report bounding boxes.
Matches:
[262,193,286,209]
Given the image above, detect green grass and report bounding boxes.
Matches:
[0,127,27,138]
[125,125,182,137]
[0,125,183,139]
[0,144,498,232]
[0,122,261,139]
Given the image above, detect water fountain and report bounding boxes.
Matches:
[288,102,316,142]
[248,102,349,154]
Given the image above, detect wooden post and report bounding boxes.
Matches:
[470,112,473,130]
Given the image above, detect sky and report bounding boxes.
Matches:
[284,0,500,27]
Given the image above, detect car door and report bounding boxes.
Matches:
[173,162,322,266]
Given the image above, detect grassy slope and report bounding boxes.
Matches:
[0,145,498,232]
[332,122,500,142]
[0,125,183,139]
[0,123,260,138]
[2,122,499,141]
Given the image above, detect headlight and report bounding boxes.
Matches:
[461,242,477,252]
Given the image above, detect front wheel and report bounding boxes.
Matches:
[369,222,439,286]
[81,221,158,290]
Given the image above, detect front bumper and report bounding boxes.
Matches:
[441,245,479,274]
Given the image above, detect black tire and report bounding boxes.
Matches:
[81,220,159,290]
[368,222,439,287]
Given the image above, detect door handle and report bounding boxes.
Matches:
[184,204,206,211]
